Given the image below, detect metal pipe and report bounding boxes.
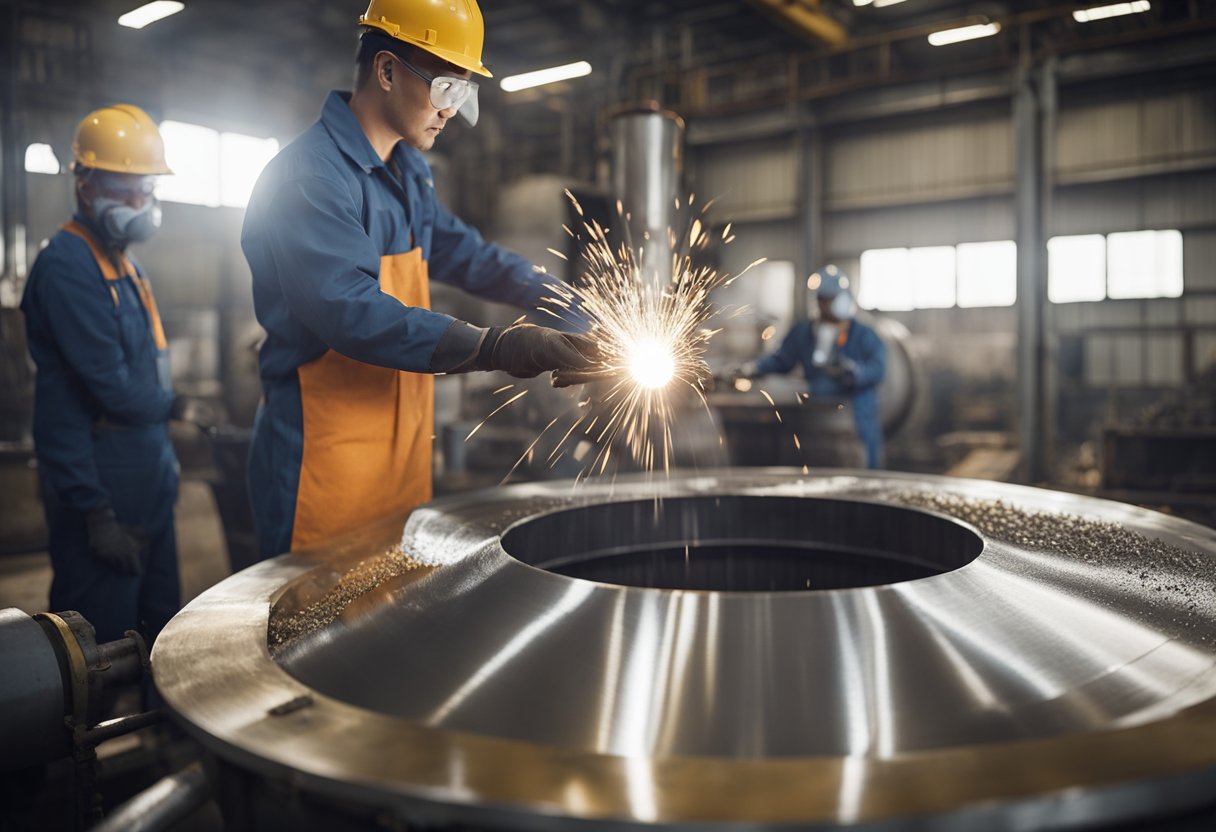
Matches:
[91,762,210,832]
[82,709,166,746]
[609,107,685,286]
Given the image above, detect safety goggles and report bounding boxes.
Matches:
[390,54,479,127]
[89,171,158,201]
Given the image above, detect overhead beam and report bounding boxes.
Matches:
[747,0,848,48]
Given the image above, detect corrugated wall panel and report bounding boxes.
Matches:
[1144,334,1185,385]
[824,113,1013,209]
[1056,88,1216,177]
[1185,230,1216,290]
[691,138,798,221]
[824,196,1014,255]
[1051,171,1216,236]
[716,219,801,279]
[1195,333,1216,374]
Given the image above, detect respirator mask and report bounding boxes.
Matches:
[88,173,161,247]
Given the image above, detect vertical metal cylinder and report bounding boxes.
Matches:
[609,107,685,286]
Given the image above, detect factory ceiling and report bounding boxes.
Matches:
[8,0,1215,176]
[15,1,1212,90]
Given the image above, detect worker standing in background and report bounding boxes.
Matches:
[242,0,597,559]
[21,105,209,644]
[733,265,887,468]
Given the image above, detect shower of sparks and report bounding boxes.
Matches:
[473,190,765,479]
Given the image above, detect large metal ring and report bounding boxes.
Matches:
[153,470,1216,830]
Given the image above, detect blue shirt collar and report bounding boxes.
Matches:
[321,91,384,174]
[321,90,432,184]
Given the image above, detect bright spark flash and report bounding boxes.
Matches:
[627,337,676,389]
[507,189,766,475]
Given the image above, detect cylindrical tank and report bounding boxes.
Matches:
[609,106,685,285]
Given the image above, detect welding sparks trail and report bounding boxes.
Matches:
[488,190,765,479]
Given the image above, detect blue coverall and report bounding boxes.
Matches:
[242,91,561,558]
[754,319,888,468]
[21,214,180,644]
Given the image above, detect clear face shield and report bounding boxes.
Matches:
[393,54,480,127]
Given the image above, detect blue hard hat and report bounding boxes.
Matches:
[806,264,851,298]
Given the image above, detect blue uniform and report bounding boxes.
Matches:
[21,215,180,644]
[242,91,558,558]
[754,319,887,468]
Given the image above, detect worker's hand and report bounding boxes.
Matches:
[720,361,759,384]
[479,324,600,381]
[85,507,145,576]
[828,356,859,386]
[170,395,219,430]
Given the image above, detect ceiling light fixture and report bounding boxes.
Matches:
[118,1,185,29]
[500,61,592,93]
[927,22,1002,46]
[1073,1,1151,23]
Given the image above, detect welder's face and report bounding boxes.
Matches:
[381,50,470,151]
[817,295,840,323]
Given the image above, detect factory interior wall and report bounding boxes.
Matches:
[690,82,1216,471]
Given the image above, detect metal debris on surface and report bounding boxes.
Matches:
[267,546,424,651]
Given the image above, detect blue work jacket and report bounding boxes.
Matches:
[21,214,176,512]
[241,91,558,556]
[754,318,887,467]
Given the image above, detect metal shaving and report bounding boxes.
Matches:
[882,489,1216,641]
[268,546,424,651]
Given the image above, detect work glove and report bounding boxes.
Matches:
[730,361,759,382]
[170,395,219,430]
[477,323,601,387]
[827,356,859,387]
[85,507,145,576]
[712,361,758,388]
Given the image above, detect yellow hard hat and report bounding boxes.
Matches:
[358,0,492,78]
[72,104,173,176]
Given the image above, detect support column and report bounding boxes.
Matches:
[1014,58,1049,484]
[1,4,21,298]
[797,106,823,313]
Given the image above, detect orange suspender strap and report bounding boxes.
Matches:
[62,221,168,350]
[836,320,851,349]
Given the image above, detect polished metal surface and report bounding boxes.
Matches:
[154,471,1216,830]
[610,108,684,285]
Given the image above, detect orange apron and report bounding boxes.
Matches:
[290,248,433,549]
[62,220,168,350]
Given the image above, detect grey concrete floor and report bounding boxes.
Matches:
[0,478,232,616]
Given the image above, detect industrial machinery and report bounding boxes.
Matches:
[154,470,1216,830]
[0,608,168,827]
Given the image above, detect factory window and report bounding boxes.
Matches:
[858,246,956,311]
[1048,230,1182,303]
[158,120,279,208]
[219,132,280,208]
[24,143,61,174]
[1048,234,1106,303]
[158,121,221,206]
[956,240,1017,308]
[1107,230,1182,300]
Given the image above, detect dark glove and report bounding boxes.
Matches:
[170,395,219,429]
[476,324,600,382]
[85,507,145,576]
[827,356,859,386]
